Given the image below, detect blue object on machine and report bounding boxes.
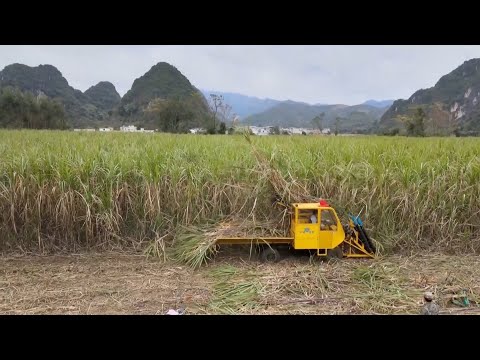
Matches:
[348,214,364,227]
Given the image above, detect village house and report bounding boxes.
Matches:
[120,125,138,132]
[249,126,272,136]
[189,128,207,134]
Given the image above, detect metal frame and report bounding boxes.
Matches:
[342,221,375,258]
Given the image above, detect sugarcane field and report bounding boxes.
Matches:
[1,130,479,315]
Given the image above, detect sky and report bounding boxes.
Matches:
[1,45,480,105]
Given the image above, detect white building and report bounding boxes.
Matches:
[279,127,330,135]
[249,126,272,136]
[120,125,138,132]
[189,128,206,134]
[280,127,313,135]
[99,127,113,132]
[281,127,303,135]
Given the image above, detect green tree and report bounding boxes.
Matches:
[270,126,280,135]
[0,87,67,129]
[207,94,236,134]
[219,122,227,134]
[384,128,400,136]
[412,108,426,137]
[311,112,325,132]
[208,94,223,132]
[397,108,426,137]
[335,117,340,136]
[156,98,194,133]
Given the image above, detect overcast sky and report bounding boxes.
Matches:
[1,45,480,105]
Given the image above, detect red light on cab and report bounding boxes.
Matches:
[319,199,329,207]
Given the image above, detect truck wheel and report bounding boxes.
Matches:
[260,247,281,263]
[327,246,344,260]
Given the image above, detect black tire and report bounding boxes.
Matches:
[326,246,344,260]
[260,247,281,263]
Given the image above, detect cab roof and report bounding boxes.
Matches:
[292,203,332,209]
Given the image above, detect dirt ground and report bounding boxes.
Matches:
[1,248,479,315]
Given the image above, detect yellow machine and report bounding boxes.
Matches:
[216,199,376,262]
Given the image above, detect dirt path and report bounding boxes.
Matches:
[1,250,479,314]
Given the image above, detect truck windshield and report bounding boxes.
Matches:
[320,210,337,230]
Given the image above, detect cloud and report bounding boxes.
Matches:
[1,45,480,105]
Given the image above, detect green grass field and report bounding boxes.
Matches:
[0,130,479,254]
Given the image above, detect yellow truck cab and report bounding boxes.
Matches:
[290,200,345,255]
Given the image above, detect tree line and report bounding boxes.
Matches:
[0,87,67,129]
[149,94,234,134]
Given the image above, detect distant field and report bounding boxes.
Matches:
[0,130,479,254]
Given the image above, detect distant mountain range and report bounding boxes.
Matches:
[201,89,393,119]
[362,99,394,108]
[0,61,394,133]
[199,90,281,119]
[242,102,388,133]
[117,62,210,130]
[199,89,393,132]
[3,57,480,135]
[0,64,120,128]
[380,58,480,135]
[0,62,210,130]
